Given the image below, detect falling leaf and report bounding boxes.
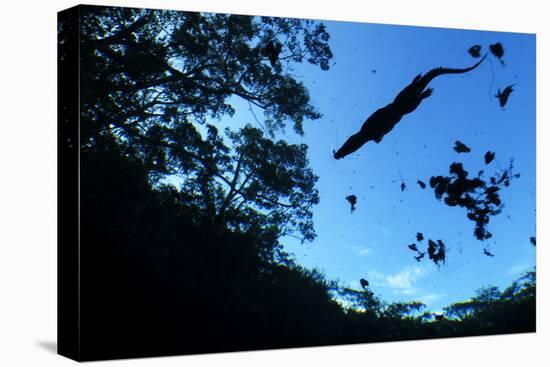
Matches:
[417,180,426,189]
[408,243,419,252]
[416,232,424,241]
[530,236,536,246]
[483,248,495,257]
[490,42,505,64]
[414,252,425,262]
[495,85,514,107]
[346,195,357,213]
[485,151,495,164]
[427,239,446,266]
[430,159,517,241]
[454,140,471,153]
[468,45,482,58]
[401,182,406,192]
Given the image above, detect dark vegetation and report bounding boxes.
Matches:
[428,159,519,241]
[407,234,446,266]
[60,6,535,360]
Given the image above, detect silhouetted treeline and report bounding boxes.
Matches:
[80,144,535,360]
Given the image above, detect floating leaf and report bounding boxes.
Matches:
[468,45,482,58]
[346,194,357,213]
[453,140,471,153]
[490,42,505,64]
[408,243,419,252]
[495,85,514,107]
[484,151,495,164]
[483,248,495,257]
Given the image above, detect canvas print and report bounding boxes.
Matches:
[58,4,536,361]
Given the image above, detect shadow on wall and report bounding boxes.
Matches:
[36,341,57,354]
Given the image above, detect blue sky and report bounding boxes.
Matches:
[204,19,536,312]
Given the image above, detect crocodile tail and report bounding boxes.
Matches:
[423,54,487,84]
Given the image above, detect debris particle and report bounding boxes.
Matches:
[490,42,505,64]
[495,85,514,107]
[483,248,495,257]
[408,243,419,252]
[485,151,495,165]
[453,140,471,153]
[414,252,425,262]
[468,45,482,58]
[427,239,446,266]
[346,195,357,213]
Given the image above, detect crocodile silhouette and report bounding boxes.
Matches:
[334,55,487,159]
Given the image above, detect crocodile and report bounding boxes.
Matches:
[334,55,487,159]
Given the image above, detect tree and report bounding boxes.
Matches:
[444,270,535,334]
[158,122,320,244]
[72,5,333,245]
[78,6,333,145]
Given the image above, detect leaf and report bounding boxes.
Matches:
[468,45,482,58]
[490,42,505,64]
[484,151,495,164]
[408,243,419,252]
[346,194,357,212]
[453,140,471,153]
[495,85,514,107]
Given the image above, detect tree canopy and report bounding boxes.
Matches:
[71,5,334,245]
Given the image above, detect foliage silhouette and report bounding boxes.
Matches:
[346,194,358,212]
[429,159,518,241]
[79,5,332,151]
